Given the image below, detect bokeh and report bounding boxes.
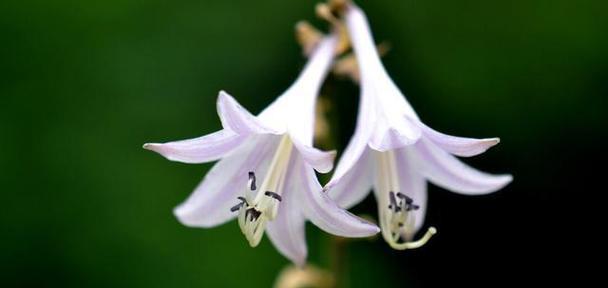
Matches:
[1,0,605,287]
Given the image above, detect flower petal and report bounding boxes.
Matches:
[345,3,420,119]
[324,82,377,190]
[395,147,428,233]
[292,138,336,174]
[327,148,373,209]
[217,91,277,134]
[369,115,422,152]
[266,159,308,266]
[173,135,280,227]
[257,36,338,139]
[143,129,245,163]
[418,121,500,157]
[298,156,380,237]
[415,139,512,195]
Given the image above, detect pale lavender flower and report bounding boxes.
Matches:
[325,4,513,250]
[144,36,379,265]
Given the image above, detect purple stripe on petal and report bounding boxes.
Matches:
[144,129,246,164]
[418,121,500,157]
[266,155,308,266]
[324,91,376,190]
[174,134,280,227]
[217,91,276,135]
[329,148,373,209]
[298,155,380,237]
[369,116,422,152]
[415,139,512,195]
[292,138,336,174]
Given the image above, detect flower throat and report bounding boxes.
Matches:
[230,135,293,247]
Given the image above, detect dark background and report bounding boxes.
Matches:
[1,0,605,287]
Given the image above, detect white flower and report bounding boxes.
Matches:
[144,36,379,265]
[325,4,513,250]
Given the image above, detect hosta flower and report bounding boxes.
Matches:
[325,4,513,250]
[144,36,379,265]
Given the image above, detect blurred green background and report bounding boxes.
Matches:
[1,0,605,287]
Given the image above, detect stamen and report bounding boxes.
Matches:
[264,191,282,202]
[375,150,436,250]
[248,172,257,191]
[396,192,410,203]
[245,208,262,222]
[234,135,294,247]
[230,202,244,212]
[229,197,248,212]
[388,191,401,212]
[396,193,419,211]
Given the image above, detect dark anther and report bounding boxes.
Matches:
[230,202,244,212]
[395,192,419,211]
[248,172,257,191]
[264,191,282,202]
[407,204,420,211]
[396,192,413,204]
[230,197,248,212]
[245,208,262,221]
[388,192,401,212]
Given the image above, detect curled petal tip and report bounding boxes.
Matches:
[172,206,192,227]
[485,137,501,147]
[477,173,514,194]
[216,90,232,109]
[173,205,189,222]
[217,90,275,135]
[143,143,161,152]
[371,225,381,234]
[217,90,233,102]
[418,122,503,157]
[172,205,206,228]
[218,90,241,105]
[141,143,177,161]
[480,173,513,194]
[498,173,514,184]
[418,140,513,195]
[474,137,501,153]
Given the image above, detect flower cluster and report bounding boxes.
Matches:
[144,0,511,265]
